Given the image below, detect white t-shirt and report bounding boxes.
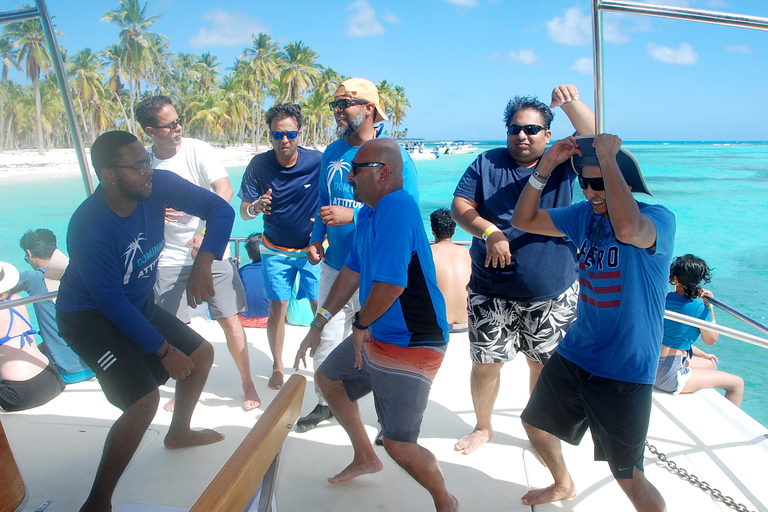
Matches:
[150,138,231,267]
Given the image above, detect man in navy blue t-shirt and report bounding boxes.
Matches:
[452,85,595,455]
[238,104,322,390]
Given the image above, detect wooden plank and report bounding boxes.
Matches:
[189,374,305,512]
[0,419,26,512]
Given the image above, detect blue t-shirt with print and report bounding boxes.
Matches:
[663,292,710,351]
[453,147,578,301]
[57,170,234,354]
[310,138,420,271]
[549,201,676,384]
[346,189,448,347]
[238,146,322,250]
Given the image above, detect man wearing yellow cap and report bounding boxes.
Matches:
[294,78,419,432]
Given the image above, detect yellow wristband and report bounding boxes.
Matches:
[482,225,500,241]
[318,308,333,322]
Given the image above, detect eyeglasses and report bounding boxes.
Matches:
[111,156,153,176]
[350,161,385,176]
[271,130,299,141]
[329,99,368,111]
[507,124,548,136]
[578,175,605,191]
[153,116,185,130]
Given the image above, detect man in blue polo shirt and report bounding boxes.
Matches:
[239,103,322,390]
[296,138,457,512]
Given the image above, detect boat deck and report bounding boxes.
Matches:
[3,318,767,511]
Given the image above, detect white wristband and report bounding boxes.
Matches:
[318,308,333,322]
[245,204,257,218]
[528,174,546,191]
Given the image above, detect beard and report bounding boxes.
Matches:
[336,109,366,139]
[116,174,151,202]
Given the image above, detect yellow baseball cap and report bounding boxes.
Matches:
[334,78,388,123]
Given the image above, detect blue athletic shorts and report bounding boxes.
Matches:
[260,245,320,302]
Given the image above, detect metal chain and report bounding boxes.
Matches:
[645,441,755,512]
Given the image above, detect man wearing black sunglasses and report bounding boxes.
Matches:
[238,103,322,391]
[136,95,261,411]
[452,84,595,456]
[512,134,674,511]
[294,78,421,433]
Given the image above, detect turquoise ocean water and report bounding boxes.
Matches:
[2,141,767,426]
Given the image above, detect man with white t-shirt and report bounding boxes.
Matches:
[136,95,260,411]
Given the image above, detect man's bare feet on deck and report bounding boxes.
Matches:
[521,482,577,506]
[163,395,176,412]
[268,370,284,390]
[164,428,225,449]
[454,428,491,455]
[327,456,383,483]
[244,384,261,411]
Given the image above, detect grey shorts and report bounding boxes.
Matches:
[654,354,691,394]
[467,280,578,364]
[155,258,246,322]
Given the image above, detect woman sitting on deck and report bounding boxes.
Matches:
[0,261,65,411]
[654,254,745,406]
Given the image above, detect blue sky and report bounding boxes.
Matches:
[2,0,767,141]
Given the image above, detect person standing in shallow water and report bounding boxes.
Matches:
[56,131,229,512]
[655,254,745,406]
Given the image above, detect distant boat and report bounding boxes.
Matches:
[396,138,439,160]
[436,140,477,155]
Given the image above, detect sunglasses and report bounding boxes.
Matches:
[271,130,299,141]
[329,99,368,111]
[111,156,153,176]
[153,116,184,130]
[350,162,385,176]
[578,175,605,191]
[507,124,548,136]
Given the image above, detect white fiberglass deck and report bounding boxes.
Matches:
[3,318,767,512]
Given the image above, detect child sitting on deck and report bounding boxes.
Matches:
[654,254,745,406]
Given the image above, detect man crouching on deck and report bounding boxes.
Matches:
[511,134,675,512]
[56,131,230,512]
[295,138,458,511]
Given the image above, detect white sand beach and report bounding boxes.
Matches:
[0,144,271,180]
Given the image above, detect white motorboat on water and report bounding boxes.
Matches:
[436,141,478,155]
[3,2,768,512]
[397,139,440,160]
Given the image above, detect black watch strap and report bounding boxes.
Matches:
[352,312,369,330]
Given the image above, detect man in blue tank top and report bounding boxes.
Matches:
[295,138,457,511]
[512,133,675,511]
[452,85,595,455]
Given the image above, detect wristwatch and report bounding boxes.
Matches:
[352,312,369,330]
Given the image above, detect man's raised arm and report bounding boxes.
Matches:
[550,84,596,136]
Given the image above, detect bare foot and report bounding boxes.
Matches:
[243,384,261,411]
[164,428,225,450]
[327,456,383,483]
[454,428,491,455]
[163,395,176,412]
[268,370,284,390]
[521,482,577,506]
[437,493,460,512]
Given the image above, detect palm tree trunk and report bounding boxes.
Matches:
[33,75,44,154]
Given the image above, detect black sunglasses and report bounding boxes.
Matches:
[578,175,605,191]
[350,161,385,176]
[507,124,548,136]
[111,156,153,176]
[329,99,368,111]
[153,116,184,130]
[271,130,299,141]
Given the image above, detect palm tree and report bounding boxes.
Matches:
[277,41,320,104]
[5,13,54,154]
[194,52,221,96]
[188,91,229,142]
[67,48,105,143]
[241,33,279,147]
[390,85,411,139]
[0,36,21,152]
[103,44,131,129]
[101,0,166,133]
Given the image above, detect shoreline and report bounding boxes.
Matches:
[0,143,273,180]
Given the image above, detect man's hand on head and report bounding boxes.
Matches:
[187,251,216,308]
[319,205,354,227]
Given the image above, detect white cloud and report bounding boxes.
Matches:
[346,0,385,38]
[571,57,593,75]
[547,7,591,46]
[647,42,698,65]
[188,8,268,48]
[726,44,753,54]
[493,48,541,66]
[382,10,402,24]
[445,0,479,6]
